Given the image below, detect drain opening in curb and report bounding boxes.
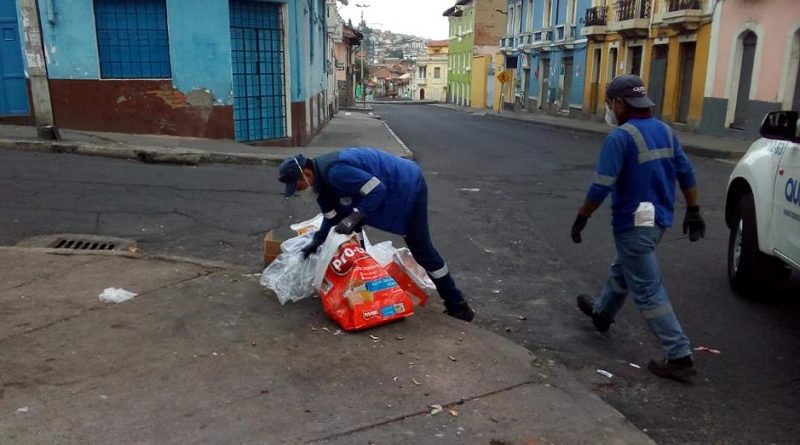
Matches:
[51,239,117,251]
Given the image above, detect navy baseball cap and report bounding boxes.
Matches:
[606,74,655,108]
[278,155,307,197]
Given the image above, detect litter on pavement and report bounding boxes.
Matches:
[429,404,444,415]
[98,288,137,303]
[597,369,614,378]
[694,346,722,354]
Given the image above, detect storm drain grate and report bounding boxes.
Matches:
[51,238,117,251]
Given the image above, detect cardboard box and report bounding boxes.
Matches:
[263,230,282,265]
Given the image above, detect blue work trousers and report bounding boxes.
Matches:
[403,178,465,309]
[593,226,692,360]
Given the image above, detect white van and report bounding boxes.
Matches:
[725,111,800,296]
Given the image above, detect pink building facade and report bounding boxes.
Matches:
[700,0,800,138]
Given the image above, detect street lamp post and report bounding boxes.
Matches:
[355,3,370,106]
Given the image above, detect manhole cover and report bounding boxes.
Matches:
[15,234,136,252]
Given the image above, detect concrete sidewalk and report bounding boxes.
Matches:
[0,110,412,166]
[0,246,655,444]
[431,103,752,160]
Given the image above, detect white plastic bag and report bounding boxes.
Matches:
[366,240,396,266]
[362,231,436,299]
[290,214,324,235]
[260,233,319,304]
[312,228,356,291]
[98,288,137,303]
[393,247,436,298]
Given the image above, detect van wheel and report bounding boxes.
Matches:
[728,194,773,297]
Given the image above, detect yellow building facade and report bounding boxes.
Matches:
[582,0,713,129]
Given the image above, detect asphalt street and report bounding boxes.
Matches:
[373,104,800,445]
[0,105,798,444]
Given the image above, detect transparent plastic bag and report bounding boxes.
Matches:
[363,231,434,305]
[290,213,324,235]
[313,228,355,291]
[260,233,319,304]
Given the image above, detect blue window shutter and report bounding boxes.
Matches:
[94,0,171,79]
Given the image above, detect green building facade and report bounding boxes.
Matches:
[445,2,475,107]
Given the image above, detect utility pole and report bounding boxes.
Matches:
[356,3,370,105]
[18,0,58,139]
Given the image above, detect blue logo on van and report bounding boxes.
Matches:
[787,178,800,206]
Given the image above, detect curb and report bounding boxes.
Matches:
[0,139,285,166]
[368,100,439,106]
[0,245,246,272]
[340,106,375,112]
[484,110,747,160]
[379,119,415,160]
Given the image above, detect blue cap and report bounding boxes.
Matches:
[278,155,307,197]
[606,74,655,108]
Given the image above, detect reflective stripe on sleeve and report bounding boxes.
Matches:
[593,174,617,187]
[359,177,382,196]
[428,264,449,279]
[641,303,673,320]
[324,210,338,219]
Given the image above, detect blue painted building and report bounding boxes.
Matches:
[0,0,30,121]
[499,0,589,114]
[4,0,330,144]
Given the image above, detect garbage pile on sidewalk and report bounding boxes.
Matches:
[260,215,434,331]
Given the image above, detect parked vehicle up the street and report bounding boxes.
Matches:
[725,111,800,297]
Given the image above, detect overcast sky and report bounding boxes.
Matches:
[337,0,455,40]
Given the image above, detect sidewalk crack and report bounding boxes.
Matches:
[301,380,538,444]
[0,269,215,345]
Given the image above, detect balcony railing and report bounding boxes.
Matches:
[616,0,651,21]
[584,6,608,26]
[533,29,554,44]
[667,0,702,12]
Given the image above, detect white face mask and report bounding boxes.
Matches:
[299,183,317,203]
[604,103,619,127]
[292,157,317,202]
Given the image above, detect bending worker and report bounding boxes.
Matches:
[278,148,475,322]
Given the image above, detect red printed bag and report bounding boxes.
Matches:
[318,240,414,331]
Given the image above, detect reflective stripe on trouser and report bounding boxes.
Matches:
[403,178,465,309]
[593,226,691,359]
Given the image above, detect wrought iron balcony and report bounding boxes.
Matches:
[667,0,702,12]
[616,0,651,21]
[585,6,607,26]
[532,28,554,45]
[582,6,608,40]
[608,0,650,37]
[659,0,705,31]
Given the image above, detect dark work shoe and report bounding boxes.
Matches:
[648,356,697,382]
[576,294,612,333]
[444,302,475,322]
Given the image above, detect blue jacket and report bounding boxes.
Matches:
[312,148,423,242]
[585,117,697,233]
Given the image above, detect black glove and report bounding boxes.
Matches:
[571,214,589,244]
[335,210,364,235]
[300,239,322,259]
[683,206,705,242]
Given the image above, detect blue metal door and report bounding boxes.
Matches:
[230,0,286,142]
[0,0,29,116]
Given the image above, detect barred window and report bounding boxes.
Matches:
[94,0,171,79]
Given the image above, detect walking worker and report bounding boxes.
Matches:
[277,147,475,322]
[570,75,706,381]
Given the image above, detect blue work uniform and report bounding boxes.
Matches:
[584,118,696,360]
[311,148,465,309]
